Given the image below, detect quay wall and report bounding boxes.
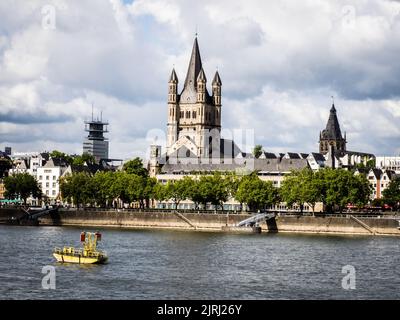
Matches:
[38,209,247,231]
[271,215,400,236]
[1,208,400,236]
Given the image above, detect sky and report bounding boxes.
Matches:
[0,0,400,161]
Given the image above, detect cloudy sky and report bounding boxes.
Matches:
[0,0,400,160]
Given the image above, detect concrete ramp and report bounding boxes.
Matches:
[172,211,197,229]
[349,215,376,235]
[236,213,275,227]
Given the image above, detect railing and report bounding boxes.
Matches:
[277,212,400,219]
[38,206,400,218]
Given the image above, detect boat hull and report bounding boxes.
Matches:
[53,253,108,264]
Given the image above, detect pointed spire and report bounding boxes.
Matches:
[322,103,343,140]
[169,68,178,83]
[183,37,203,90]
[197,68,206,82]
[212,71,222,85]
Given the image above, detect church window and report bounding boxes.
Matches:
[193,111,196,118]
[186,150,190,157]
[186,111,190,118]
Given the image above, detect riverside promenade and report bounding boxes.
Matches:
[1,207,400,236]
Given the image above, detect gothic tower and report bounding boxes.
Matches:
[166,37,222,158]
[319,103,347,155]
[166,68,179,152]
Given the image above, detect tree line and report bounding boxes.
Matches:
[4,157,400,212]
[59,164,384,213]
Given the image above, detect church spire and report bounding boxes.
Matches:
[169,68,178,83]
[319,101,347,155]
[324,104,342,140]
[183,36,203,91]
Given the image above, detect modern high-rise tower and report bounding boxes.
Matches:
[83,115,109,162]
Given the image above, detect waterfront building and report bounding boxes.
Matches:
[148,37,312,210]
[370,169,398,200]
[149,37,309,179]
[83,116,109,163]
[0,180,5,199]
[319,103,375,169]
[166,37,222,158]
[9,152,48,178]
[36,158,69,203]
[0,151,12,179]
[375,156,400,173]
[319,104,347,155]
[4,147,11,156]
[307,153,326,170]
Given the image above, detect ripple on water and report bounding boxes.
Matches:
[0,226,399,299]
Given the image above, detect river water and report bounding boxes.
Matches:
[0,225,398,300]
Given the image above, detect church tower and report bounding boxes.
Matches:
[166,68,179,153]
[166,37,222,158]
[319,103,347,155]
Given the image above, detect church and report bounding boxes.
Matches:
[318,103,374,169]
[148,37,374,180]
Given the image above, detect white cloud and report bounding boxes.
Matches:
[0,0,400,159]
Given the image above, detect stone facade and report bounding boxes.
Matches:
[166,37,222,158]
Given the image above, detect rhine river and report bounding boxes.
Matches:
[0,225,398,299]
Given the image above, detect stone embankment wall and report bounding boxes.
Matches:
[1,208,400,236]
[38,209,248,232]
[269,215,400,236]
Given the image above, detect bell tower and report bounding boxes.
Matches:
[166,69,179,154]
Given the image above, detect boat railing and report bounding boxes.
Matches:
[53,246,106,258]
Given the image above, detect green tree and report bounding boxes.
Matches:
[280,168,323,214]
[73,153,96,166]
[252,145,263,158]
[92,171,115,207]
[322,169,371,213]
[188,174,230,210]
[165,176,194,209]
[123,158,148,177]
[382,177,400,210]
[235,172,279,211]
[153,181,168,202]
[49,150,73,164]
[0,157,12,178]
[60,172,94,207]
[4,173,42,204]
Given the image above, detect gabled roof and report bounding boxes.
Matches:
[369,168,383,179]
[308,152,326,162]
[384,170,397,180]
[259,152,277,159]
[284,152,301,159]
[44,158,69,168]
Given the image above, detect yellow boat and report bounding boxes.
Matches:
[53,231,108,264]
